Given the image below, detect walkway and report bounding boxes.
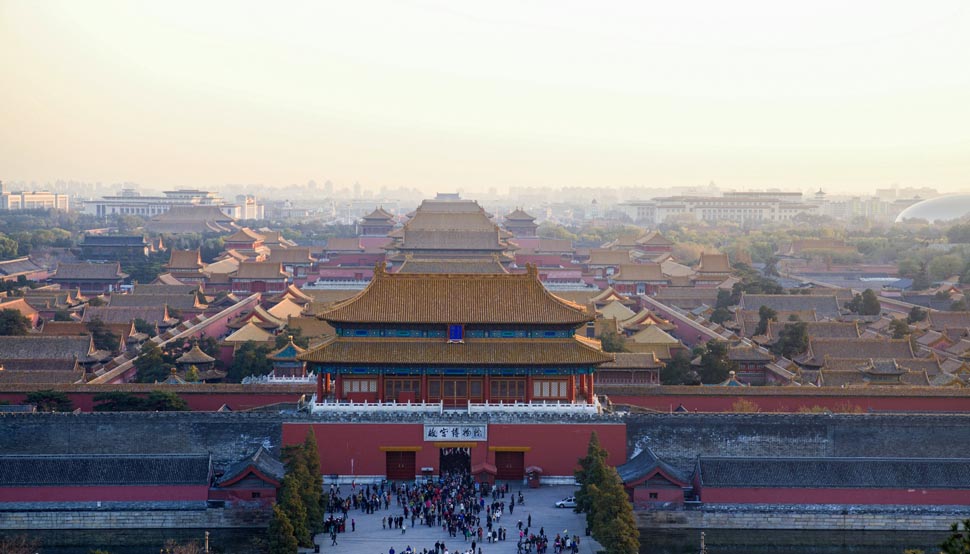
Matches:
[308,484,602,554]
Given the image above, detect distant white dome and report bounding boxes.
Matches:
[895,195,970,223]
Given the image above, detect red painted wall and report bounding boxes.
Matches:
[698,486,970,505]
[632,486,683,505]
[283,422,626,478]
[0,485,208,502]
[0,388,310,412]
[606,392,970,413]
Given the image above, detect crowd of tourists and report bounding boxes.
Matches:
[323,471,583,554]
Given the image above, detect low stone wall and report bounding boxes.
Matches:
[636,506,964,531]
[0,507,269,530]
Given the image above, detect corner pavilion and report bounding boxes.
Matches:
[299,264,612,408]
[292,264,626,482]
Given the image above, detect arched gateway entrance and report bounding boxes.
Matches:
[439,447,471,475]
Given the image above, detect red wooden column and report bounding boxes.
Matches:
[587,372,595,404]
[421,373,428,403]
[525,374,534,403]
[483,374,491,403]
[316,372,324,401]
[377,373,385,403]
[567,375,575,403]
[325,373,332,394]
[334,374,343,400]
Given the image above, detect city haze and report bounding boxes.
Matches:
[2,0,969,194]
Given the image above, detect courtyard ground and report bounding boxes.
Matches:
[306,483,602,554]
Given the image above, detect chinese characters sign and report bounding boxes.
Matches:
[423,424,487,441]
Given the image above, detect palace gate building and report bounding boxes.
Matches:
[291,265,626,482]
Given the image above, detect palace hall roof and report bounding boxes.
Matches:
[396,257,508,274]
[298,336,613,365]
[320,265,593,325]
[53,262,128,281]
[504,208,535,222]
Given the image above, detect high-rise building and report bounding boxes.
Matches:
[0,181,69,211]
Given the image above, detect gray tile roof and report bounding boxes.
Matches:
[52,262,128,281]
[82,306,172,325]
[741,294,841,319]
[0,454,211,486]
[696,457,970,489]
[215,446,284,486]
[798,338,914,367]
[0,257,45,276]
[0,336,93,360]
[109,293,203,310]
[617,447,688,485]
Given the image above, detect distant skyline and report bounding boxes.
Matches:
[2,0,969,194]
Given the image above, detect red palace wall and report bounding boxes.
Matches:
[698,487,970,506]
[0,485,209,503]
[603,389,970,413]
[283,422,626,478]
[0,385,312,412]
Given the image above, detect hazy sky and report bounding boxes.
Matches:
[2,0,969,194]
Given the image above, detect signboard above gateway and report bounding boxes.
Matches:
[424,424,487,441]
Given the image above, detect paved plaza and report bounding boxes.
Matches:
[307,483,602,554]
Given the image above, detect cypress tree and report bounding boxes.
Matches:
[302,430,325,532]
[268,504,299,554]
[574,432,610,517]
[278,474,311,547]
[588,470,641,554]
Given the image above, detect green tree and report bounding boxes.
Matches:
[25,389,73,412]
[54,309,73,321]
[715,288,734,309]
[275,326,310,349]
[185,365,200,382]
[142,390,189,411]
[302,430,324,530]
[698,340,738,384]
[0,308,31,335]
[860,289,881,316]
[587,471,640,554]
[0,234,19,260]
[133,318,156,337]
[709,307,732,325]
[93,391,187,411]
[228,341,274,382]
[574,432,610,516]
[907,306,927,324]
[660,350,693,385]
[87,296,106,307]
[267,505,299,554]
[278,474,311,547]
[134,342,169,383]
[86,318,120,352]
[928,254,963,281]
[889,319,911,339]
[753,305,777,336]
[599,330,629,353]
[771,321,809,359]
[93,391,146,411]
[940,519,970,554]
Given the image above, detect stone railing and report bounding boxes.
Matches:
[308,397,601,415]
[242,375,316,384]
[310,398,445,414]
[467,399,600,415]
